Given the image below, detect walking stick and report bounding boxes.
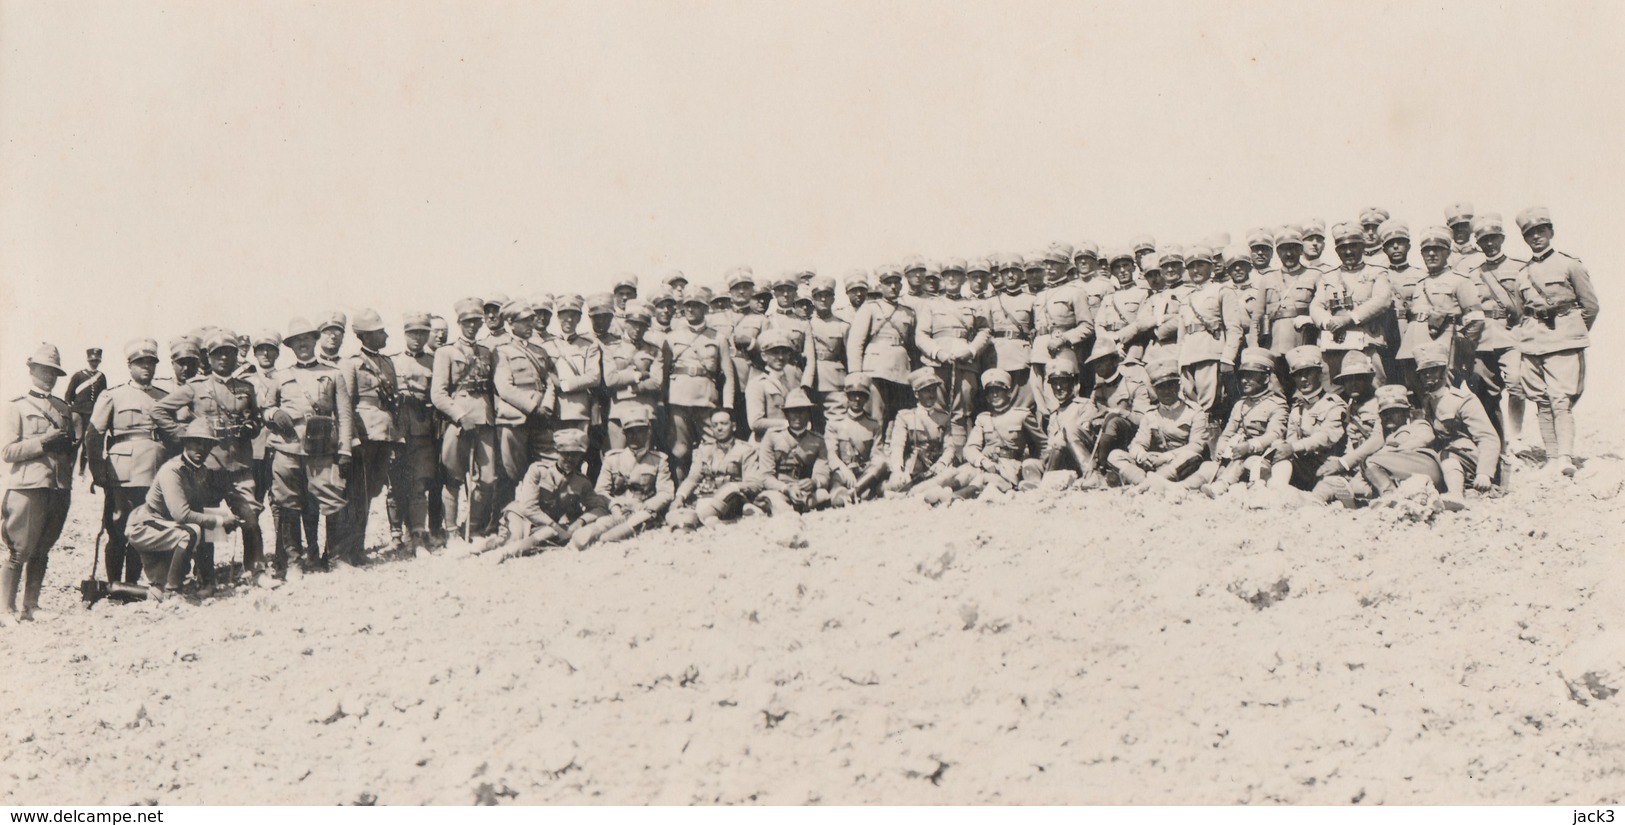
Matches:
[463,437,477,544]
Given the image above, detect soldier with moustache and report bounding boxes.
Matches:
[847,266,919,430]
[1310,222,1396,384]
[85,339,171,587]
[1463,213,1528,447]
[1260,228,1325,370]
[1511,207,1601,477]
[432,298,499,539]
[392,313,440,551]
[261,318,354,575]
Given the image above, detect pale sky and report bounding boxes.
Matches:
[2,0,1620,400]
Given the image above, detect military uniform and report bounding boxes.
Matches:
[824,384,887,504]
[662,303,737,475]
[2,345,75,620]
[805,277,851,417]
[1270,346,1349,490]
[744,353,805,439]
[498,432,610,549]
[746,390,831,514]
[578,411,676,546]
[1310,253,1395,382]
[63,358,107,472]
[263,320,355,571]
[916,289,991,437]
[950,370,1043,495]
[1396,228,1486,388]
[1107,359,1210,485]
[846,285,918,427]
[1419,345,1501,504]
[1191,349,1287,495]
[1308,353,1385,506]
[603,331,664,450]
[86,339,171,584]
[125,421,255,592]
[1362,385,1444,493]
[542,296,604,444]
[431,300,499,538]
[1175,253,1244,413]
[336,312,402,561]
[668,433,758,528]
[1463,214,1527,443]
[392,315,439,548]
[1511,207,1600,470]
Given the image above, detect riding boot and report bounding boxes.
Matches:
[1,561,20,618]
[19,557,48,621]
[271,506,292,576]
[325,514,350,566]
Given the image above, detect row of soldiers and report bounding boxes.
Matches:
[0,203,1600,618]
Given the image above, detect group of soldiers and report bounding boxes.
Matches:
[0,202,1600,620]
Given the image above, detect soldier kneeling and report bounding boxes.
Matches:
[126,420,259,598]
[480,430,609,560]
[571,406,675,548]
[668,408,759,530]
[747,388,832,515]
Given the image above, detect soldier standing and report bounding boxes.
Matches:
[806,275,851,423]
[393,313,440,551]
[491,300,556,514]
[169,338,203,386]
[544,295,605,479]
[1260,229,1325,366]
[1176,245,1244,416]
[336,310,402,562]
[1464,213,1527,448]
[431,299,499,539]
[1224,250,1266,351]
[1511,207,1600,477]
[85,339,170,586]
[981,256,1037,404]
[603,301,663,450]
[63,347,107,475]
[2,345,75,623]
[917,264,991,448]
[847,266,918,429]
[838,270,870,324]
[317,312,347,365]
[1359,207,1392,263]
[1300,220,1333,272]
[480,294,511,348]
[152,330,265,587]
[1405,227,1486,388]
[1310,223,1395,383]
[663,291,737,481]
[1445,202,1485,276]
[261,318,354,574]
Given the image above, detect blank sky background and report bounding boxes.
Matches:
[1,0,1620,403]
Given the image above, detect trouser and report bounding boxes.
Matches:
[215,468,265,574]
[1181,361,1221,414]
[935,363,979,449]
[667,405,717,480]
[1269,451,1333,491]
[440,423,498,538]
[1084,415,1139,482]
[271,450,348,565]
[1,488,71,614]
[335,440,395,560]
[102,486,147,584]
[1363,449,1444,493]
[391,435,437,542]
[1190,456,1272,492]
[872,379,915,432]
[1468,347,1514,446]
[126,515,202,591]
[1521,348,1585,459]
[1106,450,1202,484]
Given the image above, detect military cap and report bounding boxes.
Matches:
[1414,344,1450,372]
[876,265,904,281]
[725,266,756,288]
[967,258,993,275]
[1284,344,1324,373]
[1238,347,1275,374]
[1417,226,1453,251]
[500,299,536,323]
[401,313,432,333]
[179,418,220,444]
[940,257,967,275]
[1107,248,1135,265]
[1022,253,1049,271]
[1331,222,1364,244]
[205,329,239,353]
[1043,244,1073,265]
[901,254,928,273]
[1472,212,1506,240]
[844,269,871,291]
[1444,202,1474,227]
[624,302,654,325]
[981,368,1014,390]
[1378,219,1412,244]
[611,404,653,428]
[1224,246,1255,269]
[532,294,555,313]
[481,293,510,311]
[1333,350,1376,380]
[612,274,639,292]
[687,287,715,306]
[770,274,798,291]
[1086,340,1125,364]
[284,316,320,341]
[318,311,347,333]
[1146,359,1180,385]
[1130,235,1157,255]
[454,297,486,322]
[585,293,615,315]
[24,343,64,375]
[1515,206,1553,234]
[1140,256,1162,274]
[1157,248,1185,267]
[553,429,589,453]
[1073,241,1102,261]
[793,269,816,283]
[188,327,210,347]
[169,338,203,362]
[783,386,819,411]
[1375,384,1412,412]
[993,253,1023,272]
[758,329,795,352]
[649,288,677,306]
[250,328,284,349]
[124,338,160,362]
[1358,207,1391,226]
[1185,244,1216,265]
[810,274,837,294]
[704,287,728,305]
[842,373,873,395]
[1301,219,1327,239]
[908,367,944,393]
[662,270,688,288]
[85,348,103,358]
[1274,226,1305,247]
[751,279,773,297]
[1246,228,1276,248]
[1047,350,1079,378]
[352,308,387,334]
[554,294,585,314]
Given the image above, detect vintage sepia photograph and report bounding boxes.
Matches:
[1,0,1622,811]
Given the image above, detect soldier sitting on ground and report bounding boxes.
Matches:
[1415,344,1500,511]
[1268,345,1348,493]
[746,388,831,515]
[1362,385,1445,498]
[926,368,1043,504]
[479,430,609,560]
[1107,358,1211,488]
[882,369,958,497]
[1309,351,1385,507]
[1192,347,1287,497]
[667,408,759,530]
[824,375,889,505]
[571,406,675,548]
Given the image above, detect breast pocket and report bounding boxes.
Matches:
[509,359,538,387]
[114,408,154,432]
[23,413,52,437]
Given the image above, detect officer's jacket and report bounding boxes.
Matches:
[1227,281,1266,350]
[1261,266,1323,354]
[153,374,260,472]
[1087,366,1154,428]
[392,351,437,440]
[1043,398,1092,464]
[1424,386,1500,477]
[888,405,954,480]
[262,361,355,457]
[508,458,609,528]
[1129,400,1211,463]
[88,381,169,487]
[540,334,601,423]
[1310,263,1395,352]
[749,427,830,487]
[846,300,918,384]
[492,337,555,425]
[1336,395,1385,472]
[763,309,815,368]
[431,338,497,427]
[981,291,1035,371]
[1467,256,1527,352]
[1135,289,1184,363]
[1283,391,1348,456]
[604,338,662,407]
[595,446,675,513]
[806,314,850,393]
[1380,419,1438,453]
[662,323,735,409]
[965,404,1042,467]
[135,453,248,527]
[1514,249,1601,356]
[1396,270,1486,358]
[745,367,804,438]
[675,438,755,503]
[730,311,770,389]
[1216,391,1286,458]
[826,414,884,477]
[1450,240,1486,279]
[1031,283,1094,364]
[1177,282,1244,366]
[342,349,402,444]
[916,296,991,369]
[1,391,74,490]
[243,370,280,457]
[1080,277,1116,313]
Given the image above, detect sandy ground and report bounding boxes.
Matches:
[3,417,1624,805]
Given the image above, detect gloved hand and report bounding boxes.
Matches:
[41,430,73,452]
[267,409,296,435]
[336,454,352,476]
[456,412,480,431]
